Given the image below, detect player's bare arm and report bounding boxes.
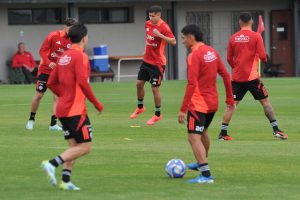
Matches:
[153,28,176,45]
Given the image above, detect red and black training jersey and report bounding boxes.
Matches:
[47,44,103,118]
[180,43,234,114]
[143,19,175,69]
[12,51,36,69]
[227,27,267,82]
[39,30,72,75]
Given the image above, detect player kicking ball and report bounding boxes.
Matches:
[41,23,104,190]
[130,5,176,125]
[178,24,234,183]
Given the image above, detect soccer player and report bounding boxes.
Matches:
[178,24,234,183]
[41,23,104,190]
[218,12,288,140]
[130,5,176,125]
[25,18,77,131]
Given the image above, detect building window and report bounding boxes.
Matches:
[79,7,134,24]
[8,8,65,25]
[231,11,264,34]
[186,12,212,45]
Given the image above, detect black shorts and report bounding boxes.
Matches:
[137,62,165,87]
[59,115,92,143]
[187,111,215,134]
[36,73,49,93]
[232,79,268,101]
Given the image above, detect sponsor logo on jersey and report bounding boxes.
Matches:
[203,51,217,62]
[146,41,158,47]
[67,43,71,48]
[147,34,155,41]
[56,41,61,45]
[58,55,71,66]
[234,34,250,42]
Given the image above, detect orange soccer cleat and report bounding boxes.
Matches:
[146,115,162,125]
[130,107,146,119]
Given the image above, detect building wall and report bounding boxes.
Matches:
[0,2,174,83]
[0,1,291,83]
[176,0,289,80]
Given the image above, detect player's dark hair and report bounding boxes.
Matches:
[68,23,88,43]
[18,42,24,47]
[181,24,204,42]
[64,18,77,27]
[148,5,162,13]
[239,12,252,23]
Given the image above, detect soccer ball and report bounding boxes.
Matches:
[166,159,186,178]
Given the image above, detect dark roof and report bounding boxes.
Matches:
[0,0,214,4]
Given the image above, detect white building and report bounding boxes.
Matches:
[0,0,299,83]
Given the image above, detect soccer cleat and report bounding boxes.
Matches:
[146,115,162,125]
[26,120,35,130]
[218,134,233,141]
[41,160,57,186]
[187,175,214,184]
[187,162,200,171]
[273,130,288,140]
[49,124,62,131]
[130,107,146,119]
[59,181,80,191]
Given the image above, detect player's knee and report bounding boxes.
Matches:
[35,92,44,101]
[260,98,271,107]
[80,143,92,154]
[136,81,144,89]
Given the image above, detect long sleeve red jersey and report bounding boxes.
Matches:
[12,51,36,69]
[47,44,103,118]
[227,27,267,82]
[39,30,72,75]
[180,43,234,114]
[143,19,175,68]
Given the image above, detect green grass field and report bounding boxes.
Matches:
[0,78,299,200]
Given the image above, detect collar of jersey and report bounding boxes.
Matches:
[241,27,252,31]
[59,30,67,38]
[191,42,204,51]
[71,44,84,52]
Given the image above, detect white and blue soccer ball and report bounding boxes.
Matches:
[166,159,186,178]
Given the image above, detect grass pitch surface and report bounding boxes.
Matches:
[0,78,299,200]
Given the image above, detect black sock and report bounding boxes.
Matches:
[62,169,71,183]
[49,155,64,167]
[155,106,161,117]
[29,112,36,121]
[270,120,279,131]
[220,123,229,136]
[199,163,211,177]
[50,115,57,126]
[138,98,143,109]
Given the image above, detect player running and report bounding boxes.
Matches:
[25,18,76,131]
[130,5,176,125]
[218,12,288,140]
[178,24,234,183]
[41,23,104,190]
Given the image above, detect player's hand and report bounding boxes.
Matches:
[153,29,162,37]
[178,111,186,124]
[226,104,236,112]
[23,64,31,71]
[49,62,56,69]
[94,102,104,113]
